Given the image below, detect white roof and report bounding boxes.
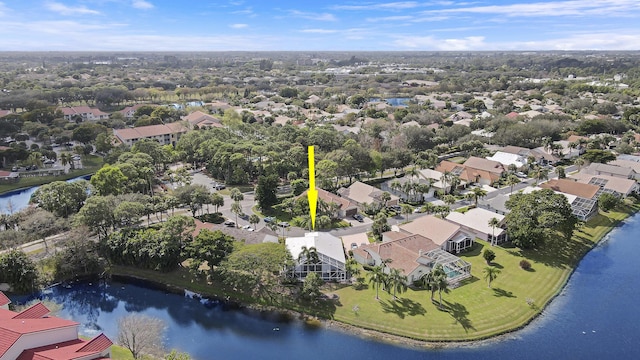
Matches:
[286,232,346,264]
[487,151,526,168]
[445,208,505,237]
[522,185,577,203]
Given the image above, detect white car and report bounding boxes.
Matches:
[242,225,254,231]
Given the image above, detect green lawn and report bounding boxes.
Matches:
[108,202,638,342]
[0,155,104,195]
[330,203,638,341]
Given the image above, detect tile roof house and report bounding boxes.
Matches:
[0,294,112,360]
[286,232,347,282]
[118,104,152,119]
[352,233,471,284]
[538,180,600,220]
[501,145,558,165]
[113,122,188,147]
[583,162,639,181]
[0,293,9,310]
[57,106,110,122]
[610,158,640,175]
[299,188,358,218]
[337,181,399,210]
[398,215,474,253]
[569,173,638,197]
[436,157,505,186]
[182,111,223,128]
[445,207,508,245]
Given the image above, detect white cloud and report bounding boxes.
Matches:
[230,23,248,29]
[0,2,8,17]
[300,29,339,34]
[332,2,419,11]
[393,35,486,50]
[45,1,100,15]
[289,10,337,21]
[426,0,640,17]
[132,0,154,10]
[365,15,414,22]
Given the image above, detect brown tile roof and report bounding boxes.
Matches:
[463,156,505,174]
[567,135,588,143]
[539,179,599,199]
[300,188,354,211]
[399,215,462,246]
[113,123,188,141]
[76,333,113,352]
[358,234,439,275]
[338,181,399,205]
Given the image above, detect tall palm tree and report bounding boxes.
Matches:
[534,168,549,185]
[435,267,449,308]
[231,202,243,228]
[440,171,451,195]
[368,265,385,300]
[470,187,487,207]
[420,271,438,302]
[506,174,520,194]
[488,217,500,246]
[345,258,361,279]
[574,157,586,171]
[387,268,407,300]
[483,266,501,288]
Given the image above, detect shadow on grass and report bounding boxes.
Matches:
[457,276,480,287]
[379,297,426,319]
[441,300,475,333]
[491,262,504,269]
[492,287,516,298]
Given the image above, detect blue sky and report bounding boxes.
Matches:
[1,0,639,51]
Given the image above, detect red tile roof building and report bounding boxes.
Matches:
[57,106,110,122]
[0,293,112,360]
[113,122,188,147]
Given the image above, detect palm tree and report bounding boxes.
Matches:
[390,180,402,196]
[368,265,385,300]
[442,194,456,208]
[231,202,243,228]
[388,268,408,300]
[506,174,520,194]
[420,271,438,302]
[400,204,413,222]
[574,157,586,171]
[440,171,451,194]
[249,214,260,229]
[488,217,500,246]
[345,258,361,279]
[470,187,487,207]
[298,245,320,265]
[435,267,449,308]
[483,266,501,288]
[534,168,549,185]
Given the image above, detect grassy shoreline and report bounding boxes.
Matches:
[109,202,639,345]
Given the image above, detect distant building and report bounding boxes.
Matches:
[113,122,188,147]
[338,181,399,211]
[58,106,110,122]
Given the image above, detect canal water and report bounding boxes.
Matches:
[0,175,90,214]
[16,214,640,359]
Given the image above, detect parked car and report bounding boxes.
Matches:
[212,183,226,190]
[223,220,236,227]
[516,172,527,178]
[387,205,401,212]
[242,225,254,231]
[239,213,249,220]
[264,216,275,223]
[352,214,364,222]
[277,221,290,228]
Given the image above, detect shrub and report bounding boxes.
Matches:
[520,259,532,270]
[483,249,496,264]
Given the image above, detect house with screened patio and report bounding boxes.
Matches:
[285,232,347,282]
[398,215,475,254]
[352,233,471,285]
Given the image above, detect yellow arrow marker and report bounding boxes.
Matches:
[307,145,318,230]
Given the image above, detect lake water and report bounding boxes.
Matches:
[16,214,640,359]
[0,175,90,214]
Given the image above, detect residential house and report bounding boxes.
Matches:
[418,168,448,197]
[113,122,188,147]
[299,188,358,218]
[0,296,112,360]
[445,208,508,245]
[539,179,600,220]
[569,173,638,197]
[398,215,474,253]
[486,151,527,169]
[341,232,369,251]
[182,111,223,128]
[58,106,110,122]
[436,157,505,187]
[380,175,431,203]
[583,162,639,181]
[337,181,399,211]
[352,233,471,284]
[501,145,558,165]
[286,232,347,282]
[610,158,640,175]
[118,104,150,119]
